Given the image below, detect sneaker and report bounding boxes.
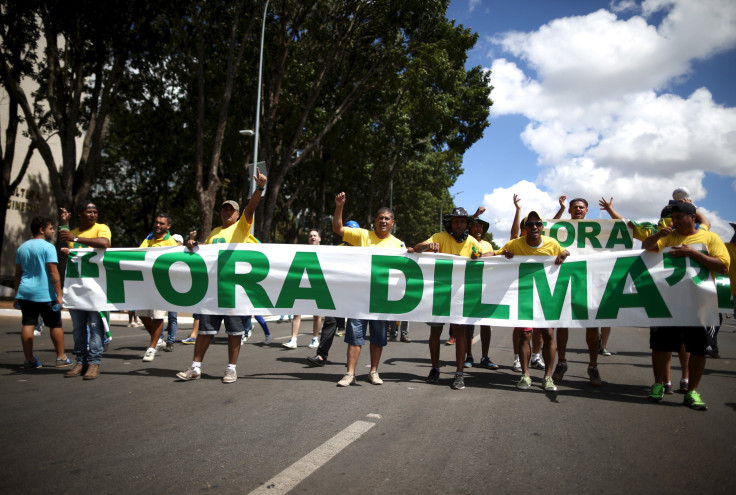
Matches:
[222,368,237,384]
[55,355,73,367]
[451,373,465,390]
[264,334,273,345]
[599,347,612,356]
[368,371,383,385]
[388,334,398,342]
[588,366,602,387]
[181,337,196,345]
[552,361,568,381]
[427,368,440,384]
[309,337,320,348]
[479,356,500,370]
[23,357,43,369]
[445,336,456,345]
[543,376,557,392]
[664,382,674,395]
[142,348,156,362]
[400,336,412,343]
[464,355,474,368]
[705,346,720,359]
[156,338,165,350]
[679,379,689,393]
[530,357,545,370]
[164,342,174,352]
[33,329,42,337]
[336,329,345,337]
[648,383,665,402]
[512,358,522,372]
[337,373,355,387]
[282,337,297,349]
[683,390,707,410]
[176,366,201,381]
[516,373,532,390]
[307,355,326,366]
[241,328,252,344]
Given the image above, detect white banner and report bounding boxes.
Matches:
[62,243,726,327]
[541,218,637,253]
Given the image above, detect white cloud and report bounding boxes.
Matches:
[469,0,482,13]
[483,0,736,241]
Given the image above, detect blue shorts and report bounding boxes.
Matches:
[345,318,387,347]
[199,314,245,336]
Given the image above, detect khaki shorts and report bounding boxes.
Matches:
[137,309,167,319]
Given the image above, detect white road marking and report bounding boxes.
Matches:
[248,420,377,494]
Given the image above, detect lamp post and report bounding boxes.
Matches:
[250,0,270,196]
[440,190,463,230]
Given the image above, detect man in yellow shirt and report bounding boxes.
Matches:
[59,201,111,380]
[414,207,482,390]
[138,213,178,362]
[484,210,570,392]
[177,168,267,384]
[642,201,729,410]
[333,192,406,387]
[467,216,499,372]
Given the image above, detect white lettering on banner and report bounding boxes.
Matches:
[62,243,728,327]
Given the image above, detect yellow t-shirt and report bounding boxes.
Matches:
[632,218,708,242]
[342,227,405,248]
[478,239,494,253]
[496,235,564,257]
[205,215,254,244]
[139,233,178,248]
[653,228,730,276]
[726,243,736,295]
[68,223,112,248]
[424,231,481,258]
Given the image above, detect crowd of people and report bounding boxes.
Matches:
[13,171,735,410]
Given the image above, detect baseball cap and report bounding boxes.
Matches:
[222,200,240,211]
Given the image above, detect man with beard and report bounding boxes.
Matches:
[642,201,729,410]
[551,196,607,387]
[333,193,406,387]
[483,211,570,392]
[413,207,482,390]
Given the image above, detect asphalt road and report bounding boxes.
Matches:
[1,314,735,494]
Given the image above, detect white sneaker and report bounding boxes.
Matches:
[33,329,42,337]
[156,339,165,350]
[264,334,273,345]
[512,358,522,372]
[143,348,156,362]
[337,373,355,387]
[308,337,319,348]
[369,371,383,385]
[282,337,297,349]
[222,368,237,384]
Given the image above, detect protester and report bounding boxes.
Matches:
[176,168,267,384]
[332,192,406,387]
[14,216,71,369]
[283,229,323,349]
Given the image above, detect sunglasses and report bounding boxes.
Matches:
[525,221,544,228]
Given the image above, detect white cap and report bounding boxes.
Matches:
[172,234,184,244]
[672,187,690,201]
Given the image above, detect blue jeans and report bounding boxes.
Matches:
[164,312,178,343]
[70,310,104,365]
[345,318,387,347]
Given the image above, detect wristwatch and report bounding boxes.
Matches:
[257,186,265,191]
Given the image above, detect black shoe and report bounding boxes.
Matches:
[427,368,440,384]
[451,373,465,390]
[307,355,326,366]
[705,346,720,359]
[388,335,398,342]
[164,342,174,352]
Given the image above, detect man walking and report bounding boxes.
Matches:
[15,216,71,369]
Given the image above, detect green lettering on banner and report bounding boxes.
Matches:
[689,251,711,285]
[102,251,146,303]
[462,261,509,318]
[275,252,335,310]
[518,261,588,321]
[715,273,733,309]
[218,250,273,308]
[597,256,671,319]
[605,221,634,249]
[369,255,423,313]
[577,222,602,249]
[432,259,454,316]
[152,252,208,306]
[65,251,99,278]
[663,253,686,286]
[549,222,574,248]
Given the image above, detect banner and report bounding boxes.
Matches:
[541,218,636,253]
[62,243,728,327]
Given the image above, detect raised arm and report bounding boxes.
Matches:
[553,195,566,220]
[510,194,522,239]
[243,167,268,223]
[332,192,346,237]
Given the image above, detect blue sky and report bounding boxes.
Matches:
[446,0,736,242]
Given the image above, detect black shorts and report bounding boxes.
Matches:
[19,300,62,328]
[649,326,707,355]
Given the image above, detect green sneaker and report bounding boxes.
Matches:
[684,390,707,410]
[648,383,665,402]
[543,375,557,392]
[516,373,532,390]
